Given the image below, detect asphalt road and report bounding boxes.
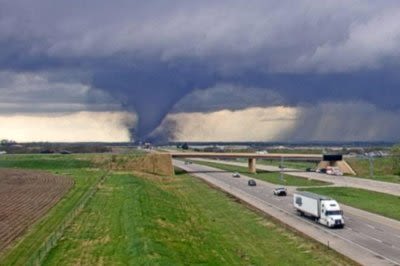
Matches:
[174,160,400,266]
[192,158,400,196]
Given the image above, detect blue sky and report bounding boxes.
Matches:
[1,0,400,142]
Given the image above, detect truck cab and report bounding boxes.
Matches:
[319,200,344,228]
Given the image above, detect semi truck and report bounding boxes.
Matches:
[293,191,344,228]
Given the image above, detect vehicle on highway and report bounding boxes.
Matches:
[293,191,344,228]
[316,168,327,174]
[273,187,287,196]
[316,167,343,176]
[248,179,257,186]
[184,161,192,165]
[232,172,241,178]
[305,167,315,172]
[326,166,343,176]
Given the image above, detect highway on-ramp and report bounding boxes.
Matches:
[174,160,400,266]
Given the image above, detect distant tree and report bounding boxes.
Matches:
[181,143,189,150]
[0,139,16,146]
[391,145,400,175]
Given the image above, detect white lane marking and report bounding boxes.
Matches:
[367,235,383,243]
[366,223,375,230]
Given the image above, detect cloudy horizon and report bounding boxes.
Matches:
[1,1,400,142]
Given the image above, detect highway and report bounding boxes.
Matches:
[174,159,400,266]
[191,158,400,196]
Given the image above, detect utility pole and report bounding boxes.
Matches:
[369,155,374,178]
[280,156,284,181]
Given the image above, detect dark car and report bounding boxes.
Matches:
[273,187,287,196]
[248,179,257,186]
[306,167,314,172]
[317,168,327,174]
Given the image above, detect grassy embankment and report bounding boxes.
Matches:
[347,157,400,183]
[192,160,331,186]
[300,187,400,221]
[0,154,104,265]
[43,168,353,265]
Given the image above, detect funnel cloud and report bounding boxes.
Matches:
[1,1,400,141]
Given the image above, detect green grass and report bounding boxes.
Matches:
[299,187,400,221]
[346,157,400,184]
[193,160,331,187]
[0,154,105,265]
[42,170,353,265]
[0,154,92,170]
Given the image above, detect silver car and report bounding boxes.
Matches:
[232,172,241,178]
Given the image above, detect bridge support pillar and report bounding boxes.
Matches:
[248,158,256,173]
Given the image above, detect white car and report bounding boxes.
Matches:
[273,187,287,196]
[326,167,343,176]
[232,172,241,178]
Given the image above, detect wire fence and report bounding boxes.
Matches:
[26,170,109,266]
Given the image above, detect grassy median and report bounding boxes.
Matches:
[300,187,400,221]
[43,169,353,265]
[192,160,331,186]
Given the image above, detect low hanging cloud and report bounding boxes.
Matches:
[287,102,400,141]
[151,84,400,142]
[151,107,297,142]
[171,84,284,113]
[2,1,400,140]
[0,71,138,142]
[0,111,136,142]
[0,71,121,113]
[153,103,400,142]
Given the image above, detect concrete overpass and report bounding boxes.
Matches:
[169,152,356,175]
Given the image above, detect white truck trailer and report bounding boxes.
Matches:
[293,191,344,228]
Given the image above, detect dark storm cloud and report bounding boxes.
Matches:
[1,0,400,140]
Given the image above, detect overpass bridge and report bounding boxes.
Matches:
[169,152,355,175]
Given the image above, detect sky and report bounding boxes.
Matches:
[1,0,400,142]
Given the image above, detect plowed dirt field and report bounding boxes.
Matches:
[0,169,73,252]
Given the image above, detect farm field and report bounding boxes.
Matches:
[0,154,105,265]
[191,160,331,186]
[0,169,73,252]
